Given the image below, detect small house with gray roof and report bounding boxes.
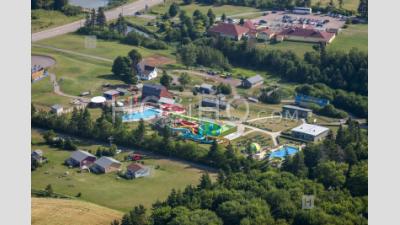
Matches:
[241,75,264,88]
[65,150,97,168]
[91,156,122,174]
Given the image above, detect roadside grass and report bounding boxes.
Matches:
[32,197,123,225]
[32,9,84,33]
[31,130,216,212]
[328,24,368,53]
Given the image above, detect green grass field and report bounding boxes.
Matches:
[150,1,260,17]
[329,24,368,53]
[35,34,175,60]
[311,0,360,11]
[32,10,84,33]
[31,130,215,212]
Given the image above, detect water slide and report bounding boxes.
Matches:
[170,127,214,144]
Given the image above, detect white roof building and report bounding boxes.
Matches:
[291,123,330,142]
[291,124,329,136]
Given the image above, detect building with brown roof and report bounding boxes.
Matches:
[125,163,150,179]
[208,23,249,40]
[276,27,336,44]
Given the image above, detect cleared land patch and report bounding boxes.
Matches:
[31,197,123,225]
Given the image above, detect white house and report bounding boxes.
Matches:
[136,61,158,80]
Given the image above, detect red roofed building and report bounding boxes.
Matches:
[208,23,249,40]
[276,27,336,44]
[257,28,276,41]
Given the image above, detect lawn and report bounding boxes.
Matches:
[32,197,123,225]
[232,131,273,151]
[35,34,176,61]
[31,130,216,212]
[247,117,303,132]
[328,24,368,53]
[32,9,84,33]
[150,1,260,17]
[31,76,72,109]
[311,0,360,11]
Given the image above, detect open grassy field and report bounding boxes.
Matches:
[150,1,260,17]
[32,197,123,225]
[329,24,368,52]
[32,10,84,33]
[232,131,273,150]
[31,130,215,212]
[247,118,302,132]
[31,76,72,109]
[35,34,175,60]
[311,0,360,11]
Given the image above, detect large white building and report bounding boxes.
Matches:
[291,123,330,142]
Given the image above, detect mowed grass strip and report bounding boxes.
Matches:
[32,197,123,225]
[36,34,176,60]
[329,24,368,53]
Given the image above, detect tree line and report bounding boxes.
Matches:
[31,105,257,172]
[183,37,367,117]
[31,0,82,16]
[111,120,367,225]
[78,12,168,50]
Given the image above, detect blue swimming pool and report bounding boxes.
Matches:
[269,146,299,159]
[122,108,161,122]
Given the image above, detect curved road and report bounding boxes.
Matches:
[32,0,164,42]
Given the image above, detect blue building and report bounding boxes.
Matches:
[295,94,329,107]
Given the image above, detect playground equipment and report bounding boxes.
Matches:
[250,143,261,153]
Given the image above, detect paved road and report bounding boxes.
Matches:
[32,0,164,42]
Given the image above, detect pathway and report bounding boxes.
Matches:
[32,44,113,63]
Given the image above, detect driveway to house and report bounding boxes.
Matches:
[32,0,164,42]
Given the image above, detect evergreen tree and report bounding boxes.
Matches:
[198,173,212,189]
[168,3,180,17]
[178,44,197,68]
[54,0,68,11]
[90,9,97,28]
[207,9,216,26]
[160,70,173,88]
[96,7,107,29]
[221,13,226,22]
[239,18,244,25]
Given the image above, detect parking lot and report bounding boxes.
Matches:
[251,11,346,32]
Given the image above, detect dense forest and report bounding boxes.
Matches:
[112,119,368,225]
